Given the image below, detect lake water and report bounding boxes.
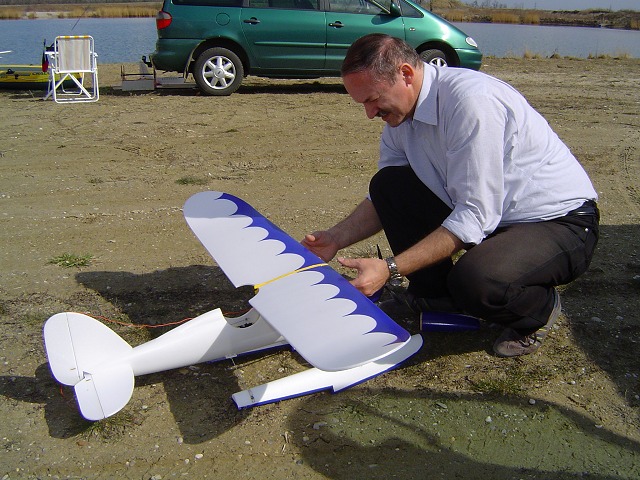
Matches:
[0,18,158,65]
[1,17,638,66]
[455,22,640,58]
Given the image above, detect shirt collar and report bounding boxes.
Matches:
[412,63,438,126]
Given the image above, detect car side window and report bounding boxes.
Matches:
[174,0,241,5]
[248,0,319,9]
[398,0,422,18]
[328,0,385,14]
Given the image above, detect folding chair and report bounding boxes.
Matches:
[44,35,99,103]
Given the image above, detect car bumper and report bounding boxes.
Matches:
[150,38,201,73]
[456,48,483,70]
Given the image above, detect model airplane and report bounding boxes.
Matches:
[43,191,428,421]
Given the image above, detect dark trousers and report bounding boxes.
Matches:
[369,167,599,334]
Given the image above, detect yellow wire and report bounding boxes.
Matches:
[254,262,328,291]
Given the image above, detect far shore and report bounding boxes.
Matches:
[0,2,638,30]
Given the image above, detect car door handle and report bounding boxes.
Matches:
[328,21,344,28]
[243,17,260,24]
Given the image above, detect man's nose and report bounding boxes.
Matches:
[364,103,378,119]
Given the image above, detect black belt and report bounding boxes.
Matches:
[567,200,599,218]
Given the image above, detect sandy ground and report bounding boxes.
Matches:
[1,58,639,479]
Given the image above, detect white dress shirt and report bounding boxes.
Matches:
[378,63,597,245]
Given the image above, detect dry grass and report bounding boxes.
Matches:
[0,7,22,19]
[522,49,543,59]
[490,12,520,24]
[441,9,467,22]
[0,3,160,20]
[521,12,540,24]
[588,51,632,59]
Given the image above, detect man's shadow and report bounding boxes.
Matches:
[287,388,640,480]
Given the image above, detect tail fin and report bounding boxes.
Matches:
[43,312,134,421]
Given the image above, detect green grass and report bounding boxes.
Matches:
[81,410,137,440]
[469,376,524,396]
[48,253,93,268]
[175,176,209,186]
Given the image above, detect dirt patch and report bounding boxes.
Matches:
[1,58,639,479]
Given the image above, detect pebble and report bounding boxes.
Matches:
[195,453,204,460]
[485,416,492,423]
[528,398,536,405]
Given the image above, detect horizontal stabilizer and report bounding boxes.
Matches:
[75,362,135,421]
[44,312,132,386]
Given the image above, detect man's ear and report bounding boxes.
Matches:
[399,63,415,85]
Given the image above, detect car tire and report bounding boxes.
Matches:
[420,49,448,67]
[193,47,244,96]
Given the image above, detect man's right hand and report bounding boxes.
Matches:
[301,231,340,262]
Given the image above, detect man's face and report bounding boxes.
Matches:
[343,66,417,127]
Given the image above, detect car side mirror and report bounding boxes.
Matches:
[389,0,401,16]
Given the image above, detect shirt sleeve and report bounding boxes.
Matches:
[440,94,510,245]
[379,125,409,168]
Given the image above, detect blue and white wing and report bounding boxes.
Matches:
[184,191,412,371]
[184,191,320,287]
[251,267,410,371]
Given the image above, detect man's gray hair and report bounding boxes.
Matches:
[341,33,422,83]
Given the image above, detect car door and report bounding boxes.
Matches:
[241,0,327,71]
[324,0,406,71]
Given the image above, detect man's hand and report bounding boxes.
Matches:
[301,231,340,262]
[338,257,389,297]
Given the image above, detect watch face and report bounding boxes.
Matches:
[389,276,403,287]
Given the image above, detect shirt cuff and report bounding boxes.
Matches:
[442,208,487,245]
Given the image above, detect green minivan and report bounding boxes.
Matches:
[150,0,482,95]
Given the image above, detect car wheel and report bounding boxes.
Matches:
[420,49,448,67]
[193,47,244,96]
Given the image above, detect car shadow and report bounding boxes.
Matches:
[147,79,347,96]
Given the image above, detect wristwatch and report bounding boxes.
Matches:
[384,256,403,287]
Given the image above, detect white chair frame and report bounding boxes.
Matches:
[44,35,99,103]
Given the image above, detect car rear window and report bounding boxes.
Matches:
[173,0,242,6]
[249,0,319,8]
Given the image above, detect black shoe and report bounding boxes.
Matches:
[493,290,562,357]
